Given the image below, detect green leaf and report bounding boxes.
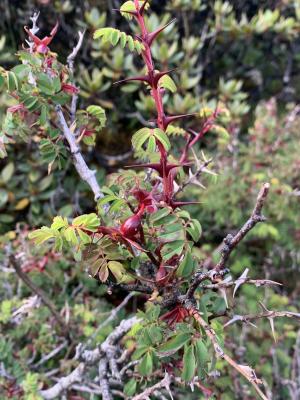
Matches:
[120,1,150,20]
[64,227,78,245]
[159,74,177,93]
[132,345,148,360]
[37,73,55,95]
[18,51,42,67]
[120,31,127,48]
[39,105,49,125]
[124,379,137,396]
[194,339,208,369]
[108,261,132,283]
[147,326,163,344]
[51,216,68,230]
[158,333,190,354]
[1,162,14,183]
[11,64,30,80]
[132,127,151,150]
[93,27,144,53]
[127,35,135,51]
[162,240,185,261]
[28,227,56,245]
[22,96,40,112]
[176,251,194,278]
[150,208,171,225]
[6,71,19,92]
[87,105,106,129]
[182,344,196,382]
[110,29,120,46]
[139,351,153,376]
[77,229,92,244]
[147,135,157,153]
[153,128,171,151]
[187,219,202,242]
[72,213,100,231]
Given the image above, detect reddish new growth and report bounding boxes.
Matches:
[110,0,221,247]
[161,305,189,326]
[24,21,59,54]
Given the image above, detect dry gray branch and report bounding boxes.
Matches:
[56,105,105,202]
[10,256,68,332]
[132,373,172,400]
[224,310,300,328]
[86,292,135,348]
[40,317,139,399]
[67,30,85,75]
[99,358,113,400]
[215,183,270,272]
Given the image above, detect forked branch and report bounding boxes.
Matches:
[215,183,270,272]
[187,306,269,400]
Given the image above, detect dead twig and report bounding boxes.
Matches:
[186,306,269,400]
[10,256,68,333]
[132,372,172,400]
[40,317,139,399]
[56,105,105,203]
[215,183,270,272]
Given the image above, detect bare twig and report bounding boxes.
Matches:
[99,358,112,400]
[10,256,68,332]
[86,292,135,347]
[132,372,172,400]
[186,306,269,400]
[224,310,300,328]
[40,317,139,399]
[215,183,270,272]
[200,278,282,291]
[175,158,213,195]
[32,341,68,369]
[67,30,85,123]
[111,282,153,294]
[67,30,85,75]
[56,105,105,202]
[185,267,229,301]
[26,11,40,51]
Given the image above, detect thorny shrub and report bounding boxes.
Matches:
[0,1,299,400]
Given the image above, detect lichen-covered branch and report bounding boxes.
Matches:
[187,306,269,400]
[67,30,85,75]
[40,317,139,399]
[215,183,270,272]
[56,105,105,202]
[10,256,68,332]
[132,372,172,400]
[224,310,300,328]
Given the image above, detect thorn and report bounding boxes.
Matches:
[113,75,150,86]
[233,268,249,298]
[269,317,277,343]
[153,68,178,88]
[147,19,177,47]
[163,113,196,130]
[259,301,270,312]
[126,162,191,177]
[170,201,201,209]
[219,288,229,309]
[139,0,150,15]
[112,8,138,17]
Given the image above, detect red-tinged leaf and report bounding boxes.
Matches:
[99,264,109,282]
[124,237,147,252]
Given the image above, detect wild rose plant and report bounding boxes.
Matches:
[2,2,296,400]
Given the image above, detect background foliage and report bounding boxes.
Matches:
[0,1,299,399]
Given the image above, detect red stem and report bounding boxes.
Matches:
[134,1,170,202]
